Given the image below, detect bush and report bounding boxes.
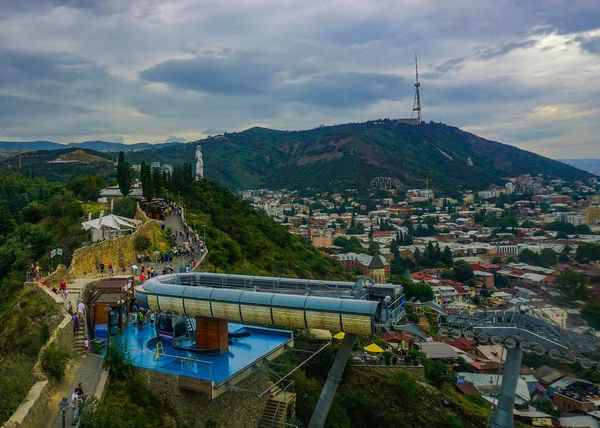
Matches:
[423,358,457,386]
[104,342,134,380]
[134,235,152,251]
[41,342,71,381]
[0,357,35,423]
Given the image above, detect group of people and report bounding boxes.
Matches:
[363,346,421,366]
[130,300,155,330]
[27,262,42,281]
[71,382,86,425]
[98,262,128,276]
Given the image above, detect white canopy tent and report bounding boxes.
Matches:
[82,211,142,241]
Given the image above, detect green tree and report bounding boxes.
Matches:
[575,243,600,263]
[367,241,380,255]
[558,270,589,301]
[116,152,134,197]
[453,260,474,283]
[539,248,558,266]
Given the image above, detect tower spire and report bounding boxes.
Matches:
[411,53,422,123]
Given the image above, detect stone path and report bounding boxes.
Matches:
[50,354,103,428]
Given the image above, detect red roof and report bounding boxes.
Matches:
[470,263,484,272]
[454,286,469,295]
[412,272,431,280]
[456,382,479,395]
[448,337,477,351]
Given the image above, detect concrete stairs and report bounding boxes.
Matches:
[65,280,90,357]
[258,385,296,428]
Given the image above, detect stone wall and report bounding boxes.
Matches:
[69,210,165,277]
[140,369,270,428]
[44,264,71,287]
[3,288,74,428]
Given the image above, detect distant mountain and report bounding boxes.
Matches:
[0,141,64,151]
[0,147,116,181]
[559,159,600,176]
[124,120,594,193]
[0,140,183,152]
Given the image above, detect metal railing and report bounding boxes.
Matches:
[268,379,295,427]
[377,294,406,326]
[153,352,214,379]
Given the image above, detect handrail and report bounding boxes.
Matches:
[152,351,214,379]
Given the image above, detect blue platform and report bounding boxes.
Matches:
[118,321,292,385]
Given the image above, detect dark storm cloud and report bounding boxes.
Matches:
[0,93,91,118]
[0,48,116,100]
[575,35,600,54]
[140,55,411,109]
[140,53,277,95]
[286,73,410,108]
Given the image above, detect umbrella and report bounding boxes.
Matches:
[333,332,345,340]
[364,343,384,353]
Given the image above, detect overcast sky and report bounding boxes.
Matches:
[1,0,599,158]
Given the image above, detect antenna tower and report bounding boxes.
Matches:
[411,53,422,123]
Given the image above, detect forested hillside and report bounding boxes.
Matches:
[125,120,593,193]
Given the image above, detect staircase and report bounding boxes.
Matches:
[65,279,89,357]
[258,384,297,428]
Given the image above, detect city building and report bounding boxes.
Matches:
[586,207,600,225]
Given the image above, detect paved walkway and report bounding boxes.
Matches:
[149,213,206,273]
[51,354,103,428]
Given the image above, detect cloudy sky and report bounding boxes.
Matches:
[1,0,599,158]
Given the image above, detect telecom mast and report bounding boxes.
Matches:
[411,53,422,123]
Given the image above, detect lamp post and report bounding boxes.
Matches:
[203,224,207,245]
[104,304,112,346]
[178,191,181,206]
[58,396,70,428]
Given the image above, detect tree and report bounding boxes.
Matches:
[575,243,600,263]
[539,248,558,266]
[453,260,474,283]
[519,249,538,265]
[367,242,380,256]
[558,270,589,301]
[116,152,134,197]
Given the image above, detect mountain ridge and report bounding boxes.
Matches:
[2,120,594,192]
[0,140,183,152]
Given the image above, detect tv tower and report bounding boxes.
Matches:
[411,53,422,123]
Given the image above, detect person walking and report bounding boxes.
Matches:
[83,338,90,355]
[71,388,80,425]
[149,311,155,328]
[60,280,69,299]
[67,302,74,316]
[77,301,85,318]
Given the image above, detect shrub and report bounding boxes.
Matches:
[0,357,35,422]
[104,342,134,380]
[134,235,152,251]
[41,342,71,381]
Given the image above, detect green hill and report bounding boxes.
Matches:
[125,120,593,193]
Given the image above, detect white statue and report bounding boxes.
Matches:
[195,145,204,180]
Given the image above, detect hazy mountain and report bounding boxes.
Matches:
[559,159,600,176]
[0,140,183,152]
[0,141,64,151]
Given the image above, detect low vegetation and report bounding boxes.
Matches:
[0,286,62,424]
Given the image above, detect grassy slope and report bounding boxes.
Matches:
[0,286,62,423]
